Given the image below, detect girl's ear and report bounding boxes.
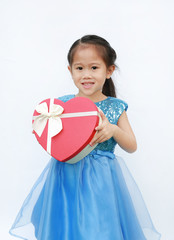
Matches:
[106,65,115,79]
[68,65,72,74]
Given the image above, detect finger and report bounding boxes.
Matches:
[90,137,99,146]
[90,135,108,146]
[90,132,103,146]
[94,134,108,143]
[89,133,98,146]
[95,124,104,131]
[97,137,108,143]
[95,112,108,131]
[99,110,106,121]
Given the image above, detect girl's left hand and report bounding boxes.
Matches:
[90,111,116,147]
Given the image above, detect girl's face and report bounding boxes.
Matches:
[68,45,115,101]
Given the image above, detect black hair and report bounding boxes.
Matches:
[67,35,117,97]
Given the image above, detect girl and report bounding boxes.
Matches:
[10,35,161,240]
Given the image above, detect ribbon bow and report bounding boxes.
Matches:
[32,101,64,137]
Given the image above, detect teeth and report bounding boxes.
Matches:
[83,82,94,85]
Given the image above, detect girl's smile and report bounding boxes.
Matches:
[82,81,95,89]
[68,45,115,102]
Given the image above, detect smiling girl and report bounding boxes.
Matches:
[10,35,161,240]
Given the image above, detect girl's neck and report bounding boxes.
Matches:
[75,92,108,103]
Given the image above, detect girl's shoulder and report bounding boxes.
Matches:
[96,97,128,124]
[57,94,74,102]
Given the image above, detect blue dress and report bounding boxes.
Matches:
[9,95,161,240]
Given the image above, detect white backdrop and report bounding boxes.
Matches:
[1,0,174,239]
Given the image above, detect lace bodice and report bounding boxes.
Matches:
[58,94,128,152]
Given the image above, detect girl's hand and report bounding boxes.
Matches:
[90,111,116,147]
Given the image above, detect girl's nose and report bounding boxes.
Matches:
[82,69,92,79]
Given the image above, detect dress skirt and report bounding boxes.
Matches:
[9,150,161,240]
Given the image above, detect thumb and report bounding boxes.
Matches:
[99,110,106,120]
[95,110,106,131]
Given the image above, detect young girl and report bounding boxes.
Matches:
[10,35,161,240]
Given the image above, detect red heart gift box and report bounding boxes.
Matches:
[32,97,101,164]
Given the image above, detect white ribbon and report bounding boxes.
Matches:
[32,98,100,155]
[32,100,64,138]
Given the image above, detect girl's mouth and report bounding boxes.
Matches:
[82,82,94,89]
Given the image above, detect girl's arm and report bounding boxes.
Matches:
[90,111,137,153]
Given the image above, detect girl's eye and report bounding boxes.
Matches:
[77,67,83,70]
[92,66,98,70]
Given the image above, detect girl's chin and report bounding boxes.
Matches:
[77,90,102,99]
[78,88,94,95]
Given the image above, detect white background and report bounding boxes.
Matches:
[1,0,174,239]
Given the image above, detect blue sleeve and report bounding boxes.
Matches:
[115,98,128,124]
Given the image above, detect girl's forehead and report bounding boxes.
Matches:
[72,44,104,62]
[74,44,99,54]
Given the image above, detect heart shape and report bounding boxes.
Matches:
[32,97,100,163]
